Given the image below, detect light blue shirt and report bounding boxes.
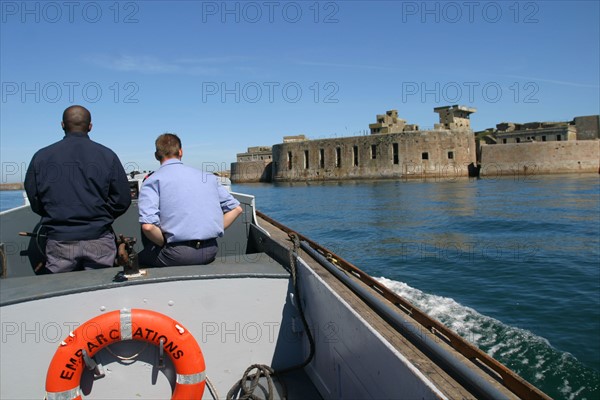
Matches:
[138,159,240,243]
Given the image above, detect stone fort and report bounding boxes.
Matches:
[476,114,599,176]
[230,107,599,183]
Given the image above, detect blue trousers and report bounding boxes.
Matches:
[138,239,218,267]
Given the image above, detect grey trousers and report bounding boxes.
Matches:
[139,239,218,267]
[44,231,116,273]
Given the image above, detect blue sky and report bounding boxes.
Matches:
[1,0,599,182]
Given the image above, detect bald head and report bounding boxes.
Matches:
[62,105,92,133]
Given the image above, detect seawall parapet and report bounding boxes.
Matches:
[480,141,599,176]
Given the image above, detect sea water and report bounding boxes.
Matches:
[233,174,600,400]
[0,190,25,213]
[2,174,599,398]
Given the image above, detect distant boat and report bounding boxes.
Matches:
[0,179,551,399]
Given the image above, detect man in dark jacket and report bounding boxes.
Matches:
[24,105,131,273]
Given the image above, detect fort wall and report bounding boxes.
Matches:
[230,160,272,183]
[575,115,600,140]
[480,141,599,176]
[231,109,598,183]
[272,129,476,182]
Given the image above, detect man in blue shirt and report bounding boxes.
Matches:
[24,105,132,273]
[138,133,242,266]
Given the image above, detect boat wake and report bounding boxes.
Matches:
[377,277,600,400]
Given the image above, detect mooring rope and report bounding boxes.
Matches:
[226,364,275,400]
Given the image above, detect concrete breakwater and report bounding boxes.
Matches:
[0,183,24,191]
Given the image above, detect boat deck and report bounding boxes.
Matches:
[0,252,289,306]
[0,251,322,400]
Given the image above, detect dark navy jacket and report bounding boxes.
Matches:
[24,132,132,240]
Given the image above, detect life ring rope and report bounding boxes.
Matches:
[45,308,206,400]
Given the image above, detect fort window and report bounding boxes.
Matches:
[556,135,562,141]
[448,151,454,159]
[542,136,547,142]
[392,143,399,165]
[304,150,309,169]
[319,149,325,168]
[516,138,521,143]
[287,152,293,170]
[335,147,342,167]
[502,139,507,144]
[353,146,359,167]
[422,152,429,160]
[371,145,377,159]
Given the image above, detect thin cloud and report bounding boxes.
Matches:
[504,74,599,89]
[84,54,234,76]
[175,56,250,65]
[87,55,400,76]
[296,60,398,71]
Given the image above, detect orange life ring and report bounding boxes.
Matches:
[45,308,206,400]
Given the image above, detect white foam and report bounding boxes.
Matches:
[376,277,594,397]
[376,277,551,373]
